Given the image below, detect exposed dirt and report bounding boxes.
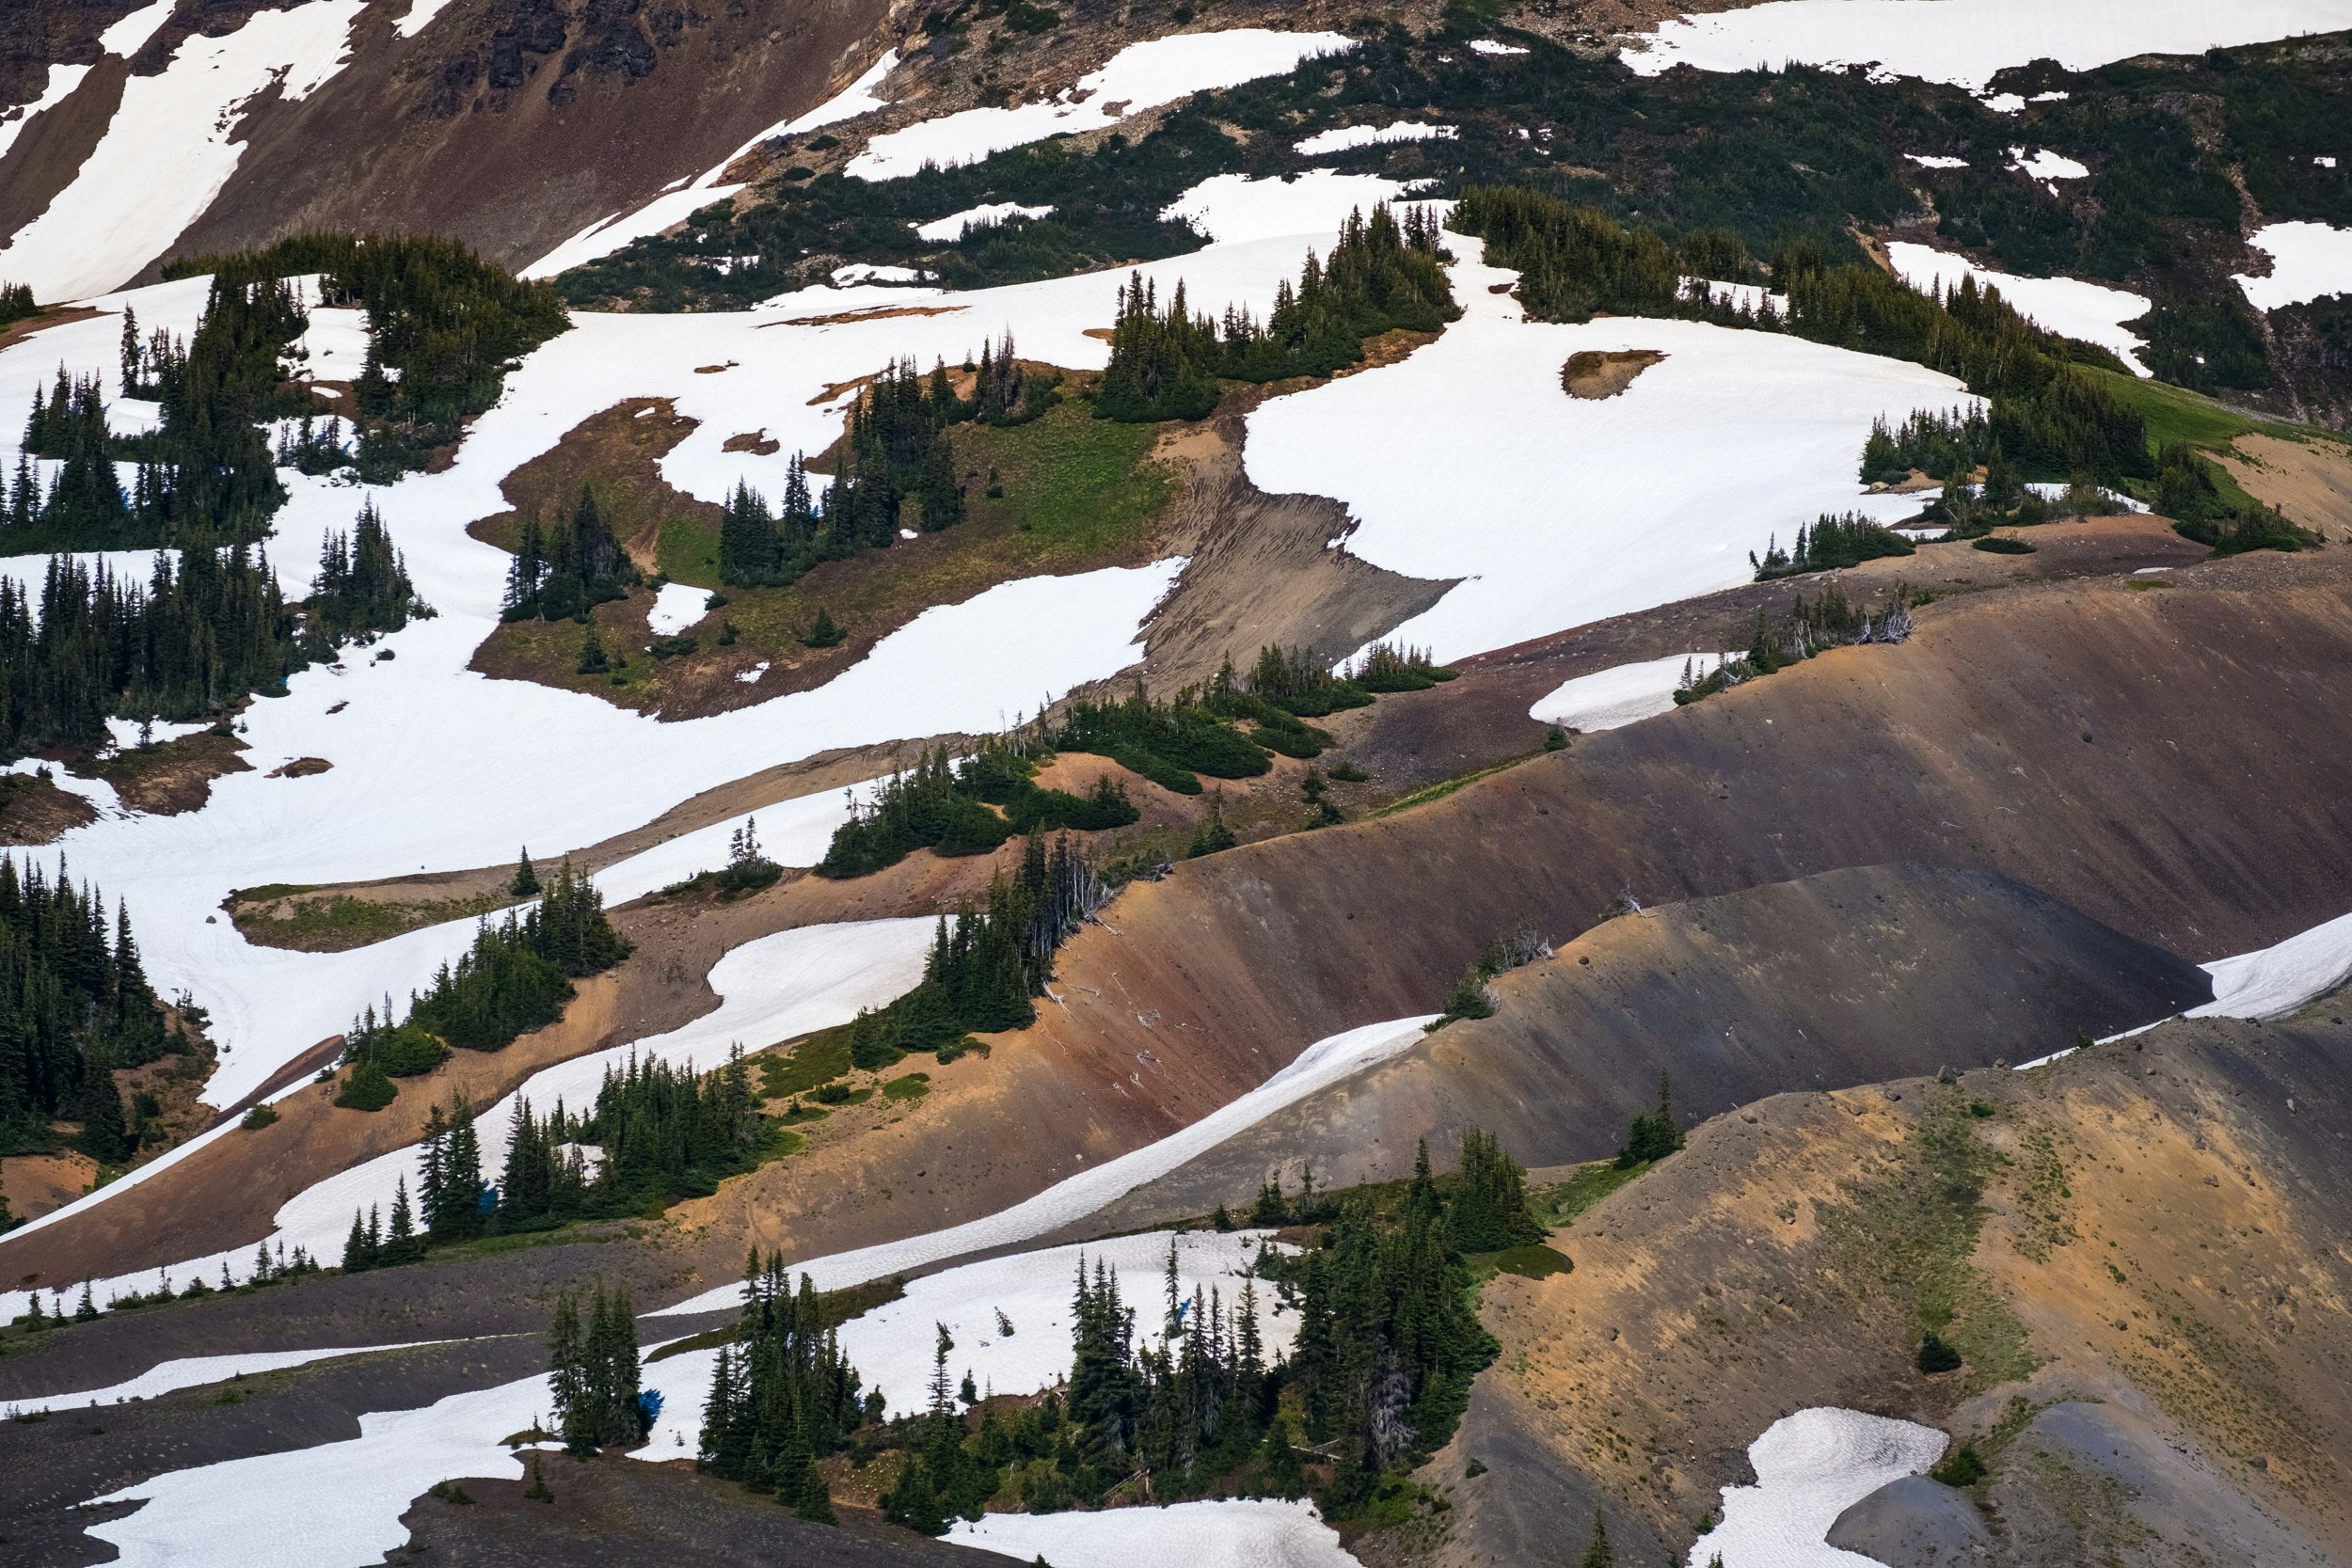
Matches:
[1562,348,1667,399]
[0,52,123,245]
[0,1150,96,1227]
[395,1458,997,1568]
[1065,863,2214,1231]
[1427,1006,2352,1568]
[2217,433,2352,541]
[0,769,98,844]
[264,755,332,779]
[1138,374,1456,688]
[65,729,251,816]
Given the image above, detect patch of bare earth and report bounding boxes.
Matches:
[2217,433,2352,541]
[0,769,97,843]
[67,729,252,816]
[1562,348,1666,399]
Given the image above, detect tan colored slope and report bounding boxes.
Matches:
[1437,1006,2352,1568]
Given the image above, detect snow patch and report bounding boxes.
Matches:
[832,262,927,286]
[1623,0,2351,92]
[2234,221,2352,311]
[914,201,1055,241]
[2008,144,2090,190]
[99,0,180,56]
[838,1228,1297,1409]
[1692,1407,1947,1567]
[2191,908,2352,1022]
[392,0,457,38]
[1905,153,1968,169]
[288,305,371,383]
[0,3,368,303]
[1246,231,1969,665]
[1161,171,1422,246]
[646,581,707,636]
[950,1498,1363,1567]
[1293,121,1457,156]
[1887,241,2151,376]
[1468,40,1529,56]
[3,1344,432,1417]
[849,29,1356,180]
[1528,655,1709,734]
[777,50,899,136]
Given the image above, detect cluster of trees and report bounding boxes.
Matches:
[837,835,1100,1066]
[877,1132,1535,1532]
[167,233,569,478]
[0,281,34,327]
[2153,442,2316,556]
[1752,512,1916,579]
[1861,406,1989,483]
[1427,927,1552,1030]
[501,487,637,622]
[815,743,1138,878]
[1675,585,1914,705]
[816,641,1447,881]
[1454,188,2152,483]
[697,1254,873,1519]
[335,862,628,1109]
[1095,205,1459,421]
[0,487,430,762]
[309,499,426,646]
[342,1047,773,1267]
[0,858,169,1163]
[1615,1073,1687,1167]
[716,338,1066,589]
[548,1279,651,1452]
[0,547,296,760]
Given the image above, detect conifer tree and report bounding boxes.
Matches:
[511,849,540,897]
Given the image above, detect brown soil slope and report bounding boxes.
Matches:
[1432,1004,2352,1568]
[998,549,2352,1160]
[1067,862,2213,1230]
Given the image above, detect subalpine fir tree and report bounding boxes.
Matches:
[1581,1512,1614,1567]
[1615,1071,1685,1167]
[1451,1129,1543,1252]
[548,1278,644,1453]
[385,1176,421,1263]
[510,849,540,897]
[76,1047,131,1163]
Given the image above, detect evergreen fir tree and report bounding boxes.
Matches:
[511,849,540,897]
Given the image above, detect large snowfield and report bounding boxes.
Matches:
[1245,232,1969,664]
[1692,1407,1947,1568]
[1625,0,2352,92]
[3,1343,432,1417]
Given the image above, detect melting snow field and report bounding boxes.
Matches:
[1245,233,1968,664]
[87,1369,556,1568]
[915,201,1055,241]
[3,1344,430,1418]
[1886,241,2152,375]
[2191,907,2352,1022]
[2234,221,2352,310]
[1692,1407,1947,1568]
[848,29,1354,179]
[1527,654,1712,734]
[838,1228,1295,1409]
[1293,121,1456,156]
[1163,172,1419,245]
[1623,0,2352,93]
[0,1,367,302]
[950,1498,1362,1568]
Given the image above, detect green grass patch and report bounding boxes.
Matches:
[1374,752,1540,819]
[1473,1243,1573,1281]
[1535,1160,1648,1227]
[655,515,724,588]
[952,398,1173,551]
[759,1027,851,1099]
[881,1071,931,1101]
[2084,368,2348,458]
[1813,1093,2039,1393]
